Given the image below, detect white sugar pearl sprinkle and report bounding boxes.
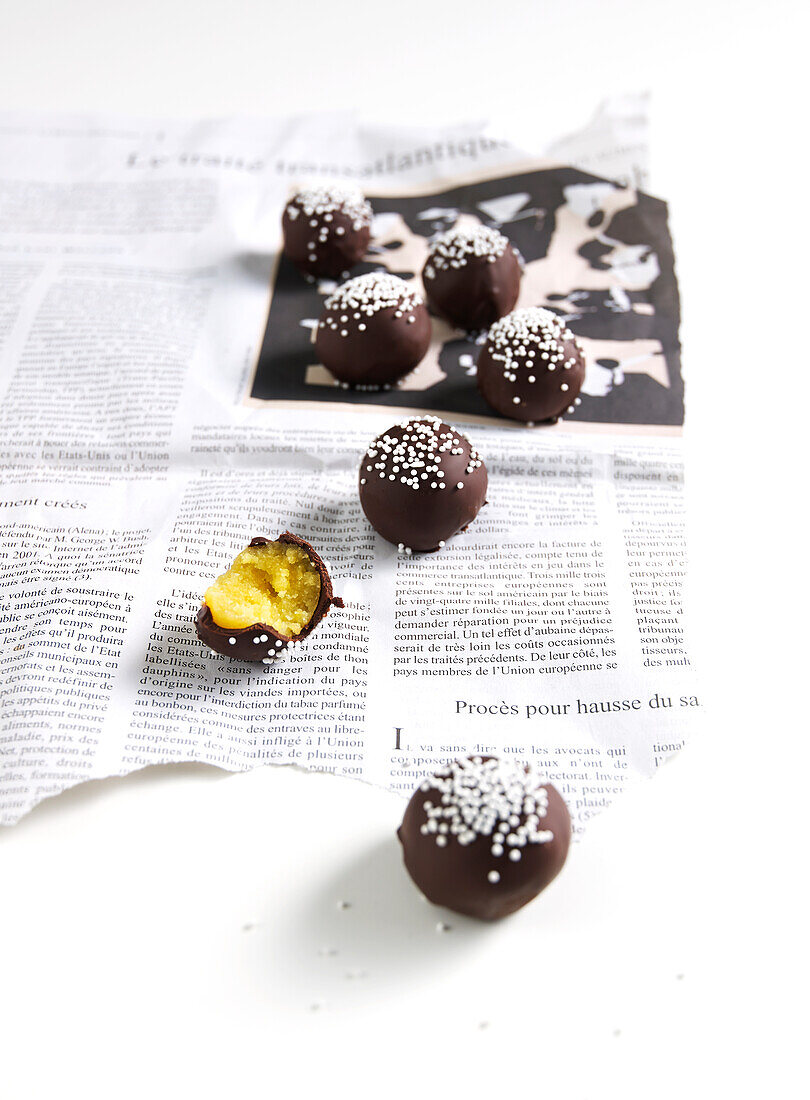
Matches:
[416,759,556,864]
[323,273,423,321]
[427,225,509,271]
[360,418,483,502]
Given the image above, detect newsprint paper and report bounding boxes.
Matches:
[0,96,699,829]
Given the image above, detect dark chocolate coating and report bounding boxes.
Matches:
[358,417,487,552]
[315,274,431,387]
[195,532,343,662]
[282,189,371,279]
[423,243,521,331]
[398,756,571,921]
[476,307,586,423]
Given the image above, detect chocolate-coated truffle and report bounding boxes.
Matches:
[315,272,431,388]
[282,185,372,279]
[195,533,343,662]
[398,756,571,921]
[358,416,487,552]
[422,225,521,331]
[476,307,586,423]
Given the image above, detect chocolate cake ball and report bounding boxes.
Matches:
[358,416,487,553]
[315,273,431,388]
[476,307,586,423]
[282,184,372,279]
[398,756,571,921]
[422,225,522,331]
[195,533,343,663]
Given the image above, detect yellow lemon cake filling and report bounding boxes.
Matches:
[204,541,321,636]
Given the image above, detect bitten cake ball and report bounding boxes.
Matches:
[422,225,522,331]
[195,533,343,663]
[398,756,571,921]
[282,184,372,279]
[476,307,586,423]
[315,272,431,388]
[358,416,487,553]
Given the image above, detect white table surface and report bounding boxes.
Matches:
[1,1,807,1096]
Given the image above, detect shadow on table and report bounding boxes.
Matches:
[265,833,497,1002]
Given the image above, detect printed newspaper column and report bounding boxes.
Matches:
[0,484,172,823]
[123,452,375,778]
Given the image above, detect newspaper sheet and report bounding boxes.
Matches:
[0,95,699,829]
